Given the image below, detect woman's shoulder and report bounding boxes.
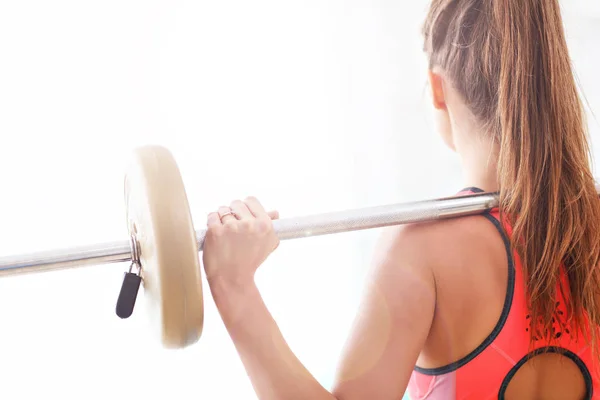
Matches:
[370,213,508,300]
[377,214,503,266]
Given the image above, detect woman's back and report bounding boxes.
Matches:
[407,189,594,399]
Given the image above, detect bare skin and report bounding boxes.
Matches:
[201,69,587,399]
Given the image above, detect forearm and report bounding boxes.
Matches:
[209,277,337,400]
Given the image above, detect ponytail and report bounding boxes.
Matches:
[494,0,600,351]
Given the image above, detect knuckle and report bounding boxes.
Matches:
[256,217,272,233]
[208,225,225,237]
[241,220,255,232]
[223,222,239,233]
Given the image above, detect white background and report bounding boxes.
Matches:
[0,1,598,399]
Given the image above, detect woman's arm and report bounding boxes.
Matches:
[210,277,336,400]
[332,225,437,398]
[203,198,436,400]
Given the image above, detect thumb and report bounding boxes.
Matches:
[267,210,280,220]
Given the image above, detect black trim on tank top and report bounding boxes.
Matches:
[459,187,487,194]
[497,347,592,399]
[414,187,515,376]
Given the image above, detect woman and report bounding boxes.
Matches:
[202,0,600,398]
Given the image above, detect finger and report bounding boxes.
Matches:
[230,199,253,219]
[207,212,222,228]
[218,206,237,224]
[267,210,280,220]
[244,196,268,218]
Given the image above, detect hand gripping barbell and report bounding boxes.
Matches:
[0,145,538,349]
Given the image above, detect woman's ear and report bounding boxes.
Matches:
[427,70,447,110]
[427,69,455,152]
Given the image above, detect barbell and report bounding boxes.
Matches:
[0,145,513,349]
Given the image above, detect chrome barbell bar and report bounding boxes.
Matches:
[0,192,500,277]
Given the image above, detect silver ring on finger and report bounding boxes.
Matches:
[219,210,237,221]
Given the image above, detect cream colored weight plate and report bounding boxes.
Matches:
[124,145,203,349]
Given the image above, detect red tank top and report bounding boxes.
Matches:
[407,188,599,399]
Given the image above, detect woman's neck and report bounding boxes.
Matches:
[459,138,500,193]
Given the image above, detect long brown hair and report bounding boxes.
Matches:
[423,0,600,353]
